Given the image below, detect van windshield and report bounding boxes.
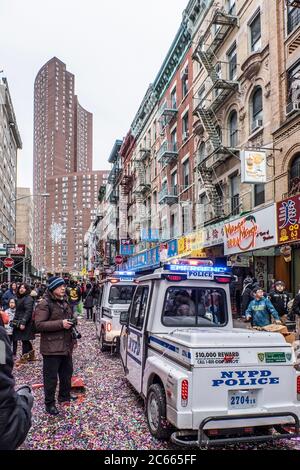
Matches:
[108,285,136,305]
[162,287,228,327]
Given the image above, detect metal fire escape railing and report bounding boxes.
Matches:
[133,158,151,201]
[192,7,239,220]
[193,7,239,162]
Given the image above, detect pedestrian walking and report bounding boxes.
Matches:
[82,283,94,320]
[34,277,78,416]
[4,298,17,357]
[241,276,259,317]
[2,282,18,311]
[67,280,82,315]
[269,281,291,324]
[0,325,33,450]
[245,287,281,327]
[12,284,36,363]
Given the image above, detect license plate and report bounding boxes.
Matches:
[229,390,257,410]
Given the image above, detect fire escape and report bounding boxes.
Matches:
[193,6,239,220]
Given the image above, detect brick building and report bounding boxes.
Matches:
[33,57,95,273]
[0,78,22,244]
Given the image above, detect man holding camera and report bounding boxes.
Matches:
[0,325,33,449]
[34,277,78,416]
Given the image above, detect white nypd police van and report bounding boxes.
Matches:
[96,271,137,352]
[119,259,300,447]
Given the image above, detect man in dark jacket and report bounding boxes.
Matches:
[0,326,33,449]
[269,281,290,324]
[34,277,78,416]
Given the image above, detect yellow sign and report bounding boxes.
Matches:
[178,237,187,256]
[81,267,87,276]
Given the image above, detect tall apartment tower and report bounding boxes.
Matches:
[33,57,94,273]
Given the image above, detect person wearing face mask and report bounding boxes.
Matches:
[12,284,35,363]
[34,277,78,416]
[269,281,291,325]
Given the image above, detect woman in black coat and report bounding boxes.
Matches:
[12,284,35,360]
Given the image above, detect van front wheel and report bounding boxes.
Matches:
[146,384,172,440]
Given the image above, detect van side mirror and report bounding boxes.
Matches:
[120,311,129,325]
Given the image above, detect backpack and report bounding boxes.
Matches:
[69,287,79,302]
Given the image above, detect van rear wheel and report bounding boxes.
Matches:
[146,384,172,440]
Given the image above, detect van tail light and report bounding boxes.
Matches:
[181,380,189,406]
[207,429,219,436]
[106,323,112,333]
[110,279,119,284]
[297,376,300,395]
[166,275,184,282]
[215,276,231,284]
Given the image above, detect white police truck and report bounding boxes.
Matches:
[96,271,137,353]
[119,259,300,447]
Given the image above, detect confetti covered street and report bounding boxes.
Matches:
[12,319,300,451]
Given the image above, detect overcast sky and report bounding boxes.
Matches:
[1,0,188,189]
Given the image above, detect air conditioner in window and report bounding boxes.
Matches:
[286,102,300,116]
[251,119,263,132]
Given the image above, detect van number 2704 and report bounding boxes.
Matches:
[230,396,256,406]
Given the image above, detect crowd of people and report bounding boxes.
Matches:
[1,273,300,449]
[0,276,102,450]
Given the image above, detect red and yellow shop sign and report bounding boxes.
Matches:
[224,205,276,255]
[277,195,300,245]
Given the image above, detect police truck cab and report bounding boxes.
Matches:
[119,259,300,447]
[96,271,136,352]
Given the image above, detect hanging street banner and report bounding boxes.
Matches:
[241,150,267,184]
[277,194,300,245]
[224,204,277,255]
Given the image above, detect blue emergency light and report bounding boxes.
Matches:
[115,271,136,277]
[164,260,229,275]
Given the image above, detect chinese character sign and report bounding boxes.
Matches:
[277,195,300,244]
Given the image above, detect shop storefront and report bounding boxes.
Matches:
[277,194,300,294]
[224,204,278,315]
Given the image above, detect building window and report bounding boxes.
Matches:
[183,160,190,188]
[199,194,208,225]
[170,213,175,239]
[198,142,206,164]
[171,129,177,151]
[181,66,189,98]
[227,0,236,15]
[287,4,300,34]
[249,12,261,52]
[287,60,300,109]
[228,110,238,147]
[171,88,177,109]
[254,183,265,207]
[230,174,240,216]
[227,43,237,80]
[171,172,178,196]
[289,153,300,196]
[182,112,189,141]
[251,87,263,132]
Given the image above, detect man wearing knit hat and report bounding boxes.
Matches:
[34,276,78,416]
